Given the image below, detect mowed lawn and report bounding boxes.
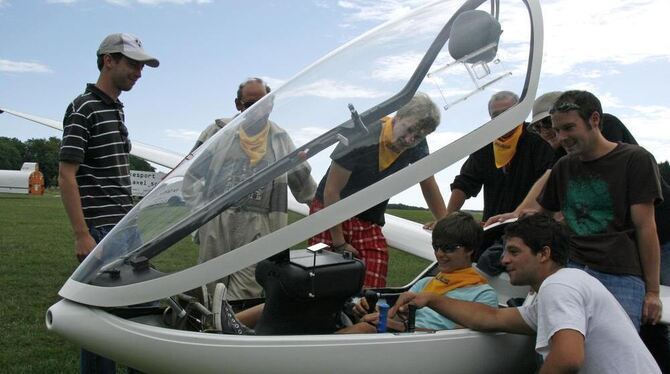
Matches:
[0,191,446,373]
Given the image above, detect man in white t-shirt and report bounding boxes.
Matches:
[391,214,660,373]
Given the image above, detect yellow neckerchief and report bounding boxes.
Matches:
[492,124,523,169]
[379,116,402,171]
[238,122,271,166]
[422,267,488,295]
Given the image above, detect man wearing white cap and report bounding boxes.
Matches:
[58,33,158,374]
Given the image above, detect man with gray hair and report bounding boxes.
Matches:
[445,90,554,258]
[309,92,448,288]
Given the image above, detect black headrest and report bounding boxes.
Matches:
[448,10,502,63]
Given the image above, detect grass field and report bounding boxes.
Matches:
[0,191,441,373]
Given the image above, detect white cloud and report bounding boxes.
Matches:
[540,0,670,75]
[338,0,670,78]
[258,76,286,92]
[371,52,423,82]
[136,0,211,4]
[618,105,670,162]
[337,0,422,23]
[284,79,387,99]
[165,128,200,141]
[292,126,329,147]
[46,0,213,4]
[0,59,51,73]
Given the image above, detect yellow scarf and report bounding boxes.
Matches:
[422,267,488,295]
[239,123,271,166]
[379,116,402,171]
[492,124,523,169]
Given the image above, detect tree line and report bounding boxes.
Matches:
[0,137,155,188]
[1,136,669,189]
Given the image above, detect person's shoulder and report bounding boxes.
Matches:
[542,268,596,291]
[68,86,102,115]
[69,91,94,110]
[214,117,233,128]
[611,142,655,162]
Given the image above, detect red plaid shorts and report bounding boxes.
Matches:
[308,199,388,288]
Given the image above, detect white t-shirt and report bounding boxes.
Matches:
[518,268,659,373]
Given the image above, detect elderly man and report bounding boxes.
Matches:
[190,77,271,153]
[392,215,661,373]
[185,78,316,300]
[309,92,448,288]
[446,91,554,258]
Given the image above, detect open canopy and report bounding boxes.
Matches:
[60,0,544,307]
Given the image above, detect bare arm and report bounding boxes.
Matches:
[515,169,550,213]
[446,188,467,215]
[539,329,585,374]
[58,161,96,261]
[323,162,359,256]
[419,176,447,229]
[389,291,535,335]
[631,202,662,324]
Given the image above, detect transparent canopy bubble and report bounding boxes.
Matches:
[63,0,540,307]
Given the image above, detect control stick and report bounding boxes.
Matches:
[363,289,379,314]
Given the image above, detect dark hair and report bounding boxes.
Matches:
[504,214,569,266]
[237,77,271,100]
[96,53,123,71]
[551,90,602,130]
[432,211,483,254]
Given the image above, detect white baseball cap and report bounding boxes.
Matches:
[97,33,159,68]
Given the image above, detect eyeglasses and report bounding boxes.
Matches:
[432,243,464,253]
[529,116,553,133]
[549,102,580,114]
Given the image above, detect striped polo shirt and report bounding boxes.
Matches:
[59,84,133,228]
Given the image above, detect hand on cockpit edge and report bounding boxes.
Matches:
[423,220,436,230]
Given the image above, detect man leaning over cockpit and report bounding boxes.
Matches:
[308,92,448,288]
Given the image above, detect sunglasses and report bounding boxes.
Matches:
[530,116,554,133]
[549,102,580,114]
[432,243,464,253]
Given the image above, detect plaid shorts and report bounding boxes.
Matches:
[309,199,388,288]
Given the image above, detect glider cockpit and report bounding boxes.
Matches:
[46,0,545,372]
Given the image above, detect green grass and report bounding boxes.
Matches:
[0,192,441,372]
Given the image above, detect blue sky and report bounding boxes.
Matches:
[1,0,669,210]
